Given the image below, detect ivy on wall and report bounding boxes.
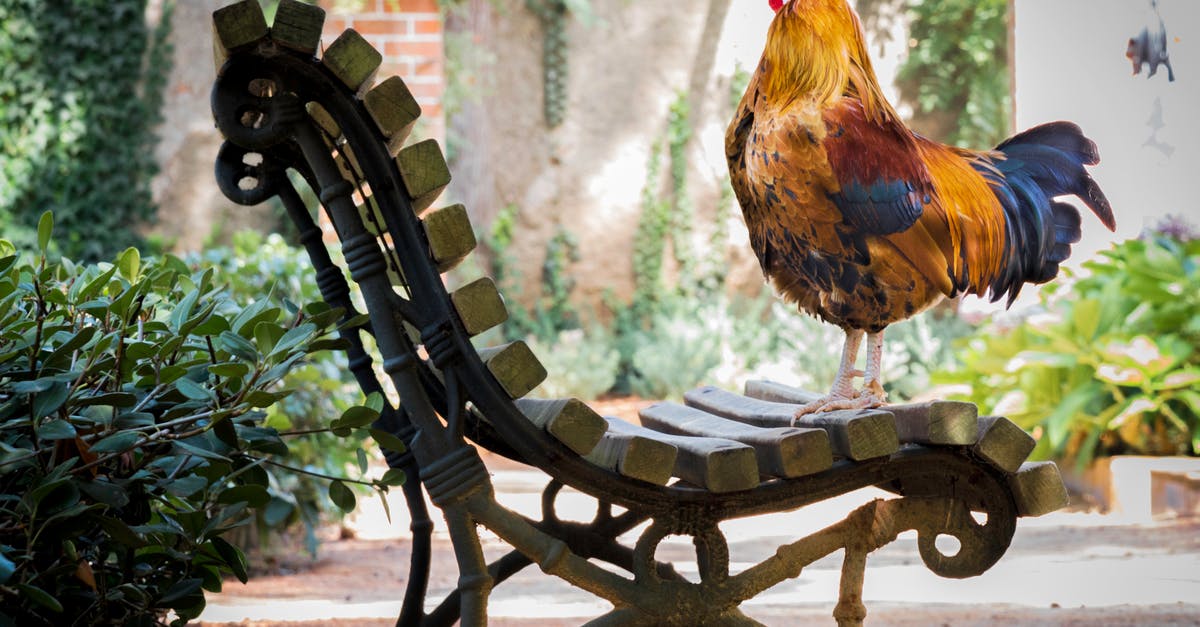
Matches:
[524,0,593,128]
[0,0,173,261]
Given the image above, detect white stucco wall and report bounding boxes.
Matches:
[1014,0,1200,261]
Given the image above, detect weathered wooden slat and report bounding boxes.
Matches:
[364,76,421,155]
[584,417,677,486]
[395,139,451,213]
[684,386,897,461]
[602,417,759,493]
[973,416,1037,473]
[271,0,325,56]
[322,29,382,95]
[212,0,269,68]
[422,204,476,272]
[449,278,507,336]
[744,380,978,445]
[743,380,821,405]
[1009,461,1069,517]
[477,341,546,400]
[513,398,605,456]
[638,402,832,478]
[888,400,979,446]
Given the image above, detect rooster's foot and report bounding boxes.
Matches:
[791,391,885,424]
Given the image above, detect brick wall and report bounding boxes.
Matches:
[320,0,445,143]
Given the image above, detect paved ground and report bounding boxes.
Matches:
[196,464,1200,626]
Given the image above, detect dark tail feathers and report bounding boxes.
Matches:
[979,121,1115,305]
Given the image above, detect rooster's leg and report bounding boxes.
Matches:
[830,329,865,398]
[861,330,887,403]
[793,329,874,421]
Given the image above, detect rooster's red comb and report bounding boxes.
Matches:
[769,0,785,12]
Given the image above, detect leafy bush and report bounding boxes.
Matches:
[0,216,398,625]
[527,328,620,401]
[193,232,370,555]
[939,232,1200,467]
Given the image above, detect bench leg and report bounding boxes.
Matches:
[444,503,493,627]
[833,545,868,626]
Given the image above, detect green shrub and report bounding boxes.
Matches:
[938,231,1200,467]
[193,232,370,555]
[0,216,399,625]
[528,327,620,401]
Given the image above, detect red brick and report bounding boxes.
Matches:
[380,0,439,12]
[323,18,347,33]
[389,39,441,59]
[352,17,406,36]
[413,17,441,35]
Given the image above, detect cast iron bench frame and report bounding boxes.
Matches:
[208,2,1069,624]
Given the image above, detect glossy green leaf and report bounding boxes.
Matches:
[254,321,286,355]
[37,211,53,253]
[334,405,379,430]
[369,428,406,454]
[219,330,259,362]
[31,383,72,421]
[16,583,62,613]
[164,475,208,498]
[37,419,77,441]
[175,378,213,402]
[88,431,141,454]
[210,537,249,584]
[328,480,356,512]
[380,468,406,487]
[217,484,269,508]
[0,553,15,584]
[116,247,140,282]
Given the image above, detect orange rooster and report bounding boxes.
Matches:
[727,0,1115,417]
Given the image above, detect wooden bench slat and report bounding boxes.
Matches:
[212,0,269,70]
[743,379,820,405]
[584,417,677,486]
[973,416,1036,473]
[271,0,325,56]
[422,204,476,273]
[1009,461,1069,517]
[364,76,421,156]
[449,277,507,336]
[601,417,759,493]
[477,341,546,400]
[322,29,382,95]
[395,139,451,213]
[743,380,977,446]
[513,398,605,456]
[888,400,978,446]
[638,402,832,479]
[685,386,897,461]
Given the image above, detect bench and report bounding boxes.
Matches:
[208,2,1069,624]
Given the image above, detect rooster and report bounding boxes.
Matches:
[727,0,1115,417]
